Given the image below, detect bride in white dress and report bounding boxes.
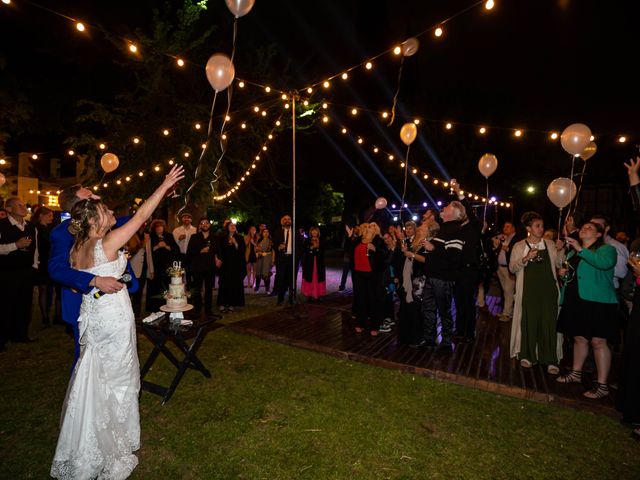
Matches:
[51,165,184,480]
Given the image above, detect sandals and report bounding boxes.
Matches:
[520,359,532,368]
[547,365,560,375]
[584,382,609,399]
[556,370,582,384]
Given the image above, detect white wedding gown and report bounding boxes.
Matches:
[51,240,140,480]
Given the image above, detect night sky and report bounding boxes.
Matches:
[1,0,639,223]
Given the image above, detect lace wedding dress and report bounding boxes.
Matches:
[51,240,140,480]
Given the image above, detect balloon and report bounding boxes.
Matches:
[100,153,119,173]
[375,197,387,209]
[401,37,420,57]
[0,172,5,186]
[224,0,255,18]
[546,177,577,209]
[205,54,235,92]
[580,141,597,161]
[560,123,592,156]
[478,153,498,178]
[400,122,418,145]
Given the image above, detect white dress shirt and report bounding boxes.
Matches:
[172,225,197,255]
[0,215,39,268]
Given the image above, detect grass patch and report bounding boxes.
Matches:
[1,303,638,479]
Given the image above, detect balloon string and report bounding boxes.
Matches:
[564,154,576,226]
[483,177,489,223]
[572,160,588,216]
[400,144,411,215]
[178,90,218,219]
[230,18,238,63]
[387,56,404,127]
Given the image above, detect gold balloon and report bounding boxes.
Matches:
[400,122,418,145]
[546,177,577,208]
[580,141,597,161]
[100,153,119,173]
[478,153,498,178]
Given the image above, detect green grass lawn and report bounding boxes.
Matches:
[1,302,638,479]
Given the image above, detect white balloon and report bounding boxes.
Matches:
[478,153,498,178]
[205,54,235,92]
[560,123,592,156]
[546,177,577,209]
[580,141,597,161]
[401,37,420,57]
[225,0,256,18]
[375,197,387,209]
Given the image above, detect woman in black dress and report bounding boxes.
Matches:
[146,219,179,312]
[33,207,55,327]
[215,222,246,312]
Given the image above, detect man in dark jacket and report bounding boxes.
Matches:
[187,218,217,314]
[414,201,465,351]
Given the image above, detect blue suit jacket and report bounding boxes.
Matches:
[49,217,139,327]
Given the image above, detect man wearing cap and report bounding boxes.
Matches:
[173,213,197,283]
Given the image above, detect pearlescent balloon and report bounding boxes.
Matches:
[546,177,577,208]
[401,37,420,57]
[375,197,387,209]
[100,153,119,173]
[478,153,498,178]
[580,141,597,161]
[225,0,256,18]
[560,123,592,156]
[400,122,418,145]
[205,54,235,92]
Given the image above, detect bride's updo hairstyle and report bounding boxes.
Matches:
[68,199,108,251]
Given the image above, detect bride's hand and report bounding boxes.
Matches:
[161,165,185,191]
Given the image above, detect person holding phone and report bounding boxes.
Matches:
[0,197,38,349]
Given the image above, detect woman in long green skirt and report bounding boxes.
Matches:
[509,212,564,374]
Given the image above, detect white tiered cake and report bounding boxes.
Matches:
[160,261,192,312]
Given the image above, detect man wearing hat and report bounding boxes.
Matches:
[173,212,197,284]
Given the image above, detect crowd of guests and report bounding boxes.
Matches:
[2,164,640,441]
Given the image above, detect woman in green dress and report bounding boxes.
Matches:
[509,212,564,373]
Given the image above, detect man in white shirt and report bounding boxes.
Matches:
[496,221,516,321]
[173,213,197,284]
[0,198,38,348]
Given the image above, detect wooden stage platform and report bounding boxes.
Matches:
[228,292,620,416]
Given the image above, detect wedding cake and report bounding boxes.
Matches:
[163,261,189,311]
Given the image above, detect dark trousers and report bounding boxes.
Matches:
[353,270,384,331]
[421,277,455,344]
[383,291,395,320]
[275,254,295,304]
[0,268,35,345]
[192,269,214,313]
[340,253,351,288]
[454,268,480,339]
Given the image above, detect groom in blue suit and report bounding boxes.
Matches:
[49,185,138,364]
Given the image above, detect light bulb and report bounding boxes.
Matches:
[393,46,401,55]
[68,150,75,156]
[194,123,201,129]
[163,129,169,136]
[365,62,373,70]
[265,86,271,93]
[514,129,522,137]
[307,87,313,94]
[445,123,452,130]
[76,22,85,32]
[99,143,106,150]
[435,26,443,37]
[128,43,138,53]
[351,108,358,115]
[341,72,348,80]
[133,137,140,144]
[323,81,330,88]
[619,136,627,143]
[176,58,185,67]
[485,0,495,10]
[550,132,558,140]
[238,81,245,88]
[479,127,486,134]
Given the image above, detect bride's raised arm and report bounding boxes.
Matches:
[103,165,184,257]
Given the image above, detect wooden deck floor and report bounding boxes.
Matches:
[227,291,620,416]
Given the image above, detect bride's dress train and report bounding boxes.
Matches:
[51,240,140,480]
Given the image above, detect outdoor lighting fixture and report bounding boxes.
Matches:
[388,155,394,160]
[0,159,5,165]
[268,134,274,139]
[341,72,348,80]
[506,203,511,208]
[590,135,595,141]
[437,201,442,206]
[184,152,190,158]
[619,136,627,143]
[435,26,443,37]
[514,129,522,137]
[433,179,439,184]
[238,81,245,88]
[526,186,535,193]
[490,196,497,202]
[479,127,486,134]
[373,147,379,153]
[351,108,358,115]
[241,123,247,129]
[393,216,398,221]
[341,128,347,134]
[412,215,418,221]
[423,174,428,179]
[68,150,74,156]
[307,87,313,94]
[393,46,402,55]
[163,129,169,136]
[138,171,144,177]
[445,123,452,130]
[423,202,428,207]
[254,106,260,112]
[154,166,160,172]
[176,58,185,67]
[403,203,408,208]
[99,143,106,150]
[412,168,418,174]
[225,115,231,121]
[255,155,260,160]
[391,204,397,209]
[125,176,131,181]
[400,162,405,168]
[93,186,98,191]
[251,164,256,169]
[322,116,329,123]
[382,112,389,119]
[2,0,11,5]
[357,138,363,144]
[168,160,174,165]
[37,190,41,194]
[550,132,558,140]
[323,81,330,88]
[365,61,373,70]
[262,146,268,151]
[103,183,108,188]
[485,0,495,10]
[262,110,267,116]
[32,154,38,160]
[194,123,201,129]
[128,43,138,53]
[265,86,271,93]
[202,143,207,149]
[76,22,85,32]
[414,119,420,125]
[116,180,121,185]
[281,94,287,100]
